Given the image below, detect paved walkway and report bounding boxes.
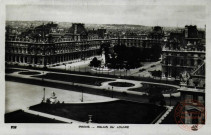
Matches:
[5,81,118,113]
[6,68,181,123]
[101,79,143,91]
[48,57,162,77]
[155,106,174,124]
[49,55,101,71]
[6,67,180,97]
[23,108,82,124]
[129,61,161,76]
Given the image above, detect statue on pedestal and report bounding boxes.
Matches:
[46,91,59,104]
[180,70,190,85]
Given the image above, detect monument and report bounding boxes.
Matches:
[44,91,59,104]
[91,49,113,72]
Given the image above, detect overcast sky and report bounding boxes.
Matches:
[6,4,206,28]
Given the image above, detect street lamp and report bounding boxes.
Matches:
[42,71,44,82]
[126,69,127,77]
[112,86,114,98]
[81,89,84,102]
[43,88,45,102]
[42,71,45,103]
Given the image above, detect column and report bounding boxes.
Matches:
[11,56,13,62]
[170,59,173,65]
[194,59,198,66]
[27,56,31,64]
[23,56,25,63]
[19,56,21,63]
[169,68,172,77]
[42,57,45,66]
[32,57,35,65]
[15,56,17,62]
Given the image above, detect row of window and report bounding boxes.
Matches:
[163,52,205,58]
[163,58,202,67]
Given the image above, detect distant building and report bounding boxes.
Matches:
[97,28,107,39]
[87,29,99,40]
[65,23,88,41]
[148,26,164,40]
[123,31,147,39]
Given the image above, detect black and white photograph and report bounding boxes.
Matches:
[1,0,210,134]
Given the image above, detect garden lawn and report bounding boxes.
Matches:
[33,73,114,86]
[128,83,178,94]
[30,100,166,124]
[5,110,65,123]
[5,68,27,74]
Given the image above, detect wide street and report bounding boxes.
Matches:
[48,55,162,77]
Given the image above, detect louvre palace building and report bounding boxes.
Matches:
[162,25,205,117]
[5,22,164,68]
[161,25,205,86]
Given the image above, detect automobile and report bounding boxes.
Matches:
[139,68,145,72]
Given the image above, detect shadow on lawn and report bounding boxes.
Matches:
[30,100,166,124]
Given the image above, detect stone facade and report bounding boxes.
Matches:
[162,25,205,81]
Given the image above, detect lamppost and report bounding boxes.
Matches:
[43,88,45,102]
[114,69,115,76]
[126,69,128,77]
[42,71,44,82]
[42,71,45,102]
[95,68,97,74]
[112,86,114,98]
[81,89,84,102]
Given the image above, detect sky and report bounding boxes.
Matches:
[6,4,206,28]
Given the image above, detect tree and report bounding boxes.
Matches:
[148,86,164,104]
[151,43,162,61]
[160,100,166,106]
[90,57,101,67]
[150,70,162,79]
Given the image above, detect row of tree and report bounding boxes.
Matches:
[149,70,162,79]
[90,42,162,69]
